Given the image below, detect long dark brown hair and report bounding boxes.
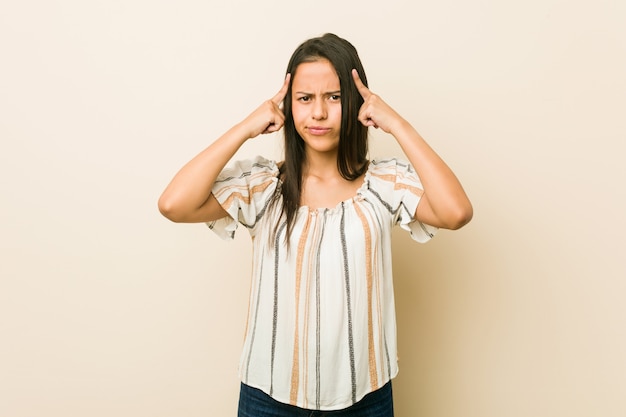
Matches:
[271,33,370,243]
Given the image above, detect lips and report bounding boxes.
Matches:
[307,126,332,135]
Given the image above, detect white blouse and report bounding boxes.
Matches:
[208,156,437,410]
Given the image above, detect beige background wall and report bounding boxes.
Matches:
[2,0,625,416]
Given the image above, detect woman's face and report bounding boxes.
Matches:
[290,59,342,156]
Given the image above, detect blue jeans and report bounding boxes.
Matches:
[237,381,394,417]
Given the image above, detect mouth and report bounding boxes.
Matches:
[307,126,332,135]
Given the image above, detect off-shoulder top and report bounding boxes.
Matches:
[207,155,436,410]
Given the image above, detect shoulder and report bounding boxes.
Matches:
[216,155,279,183]
[366,157,423,197]
[368,157,414,178]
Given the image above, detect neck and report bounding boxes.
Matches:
[303,150,340,179]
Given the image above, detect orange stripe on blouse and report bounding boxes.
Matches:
[290,213,312,405]
[368,172,424,197]
[354,203,379,390]
[373,218,385,380]
[217,178,275,211]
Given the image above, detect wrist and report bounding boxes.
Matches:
[231,121,254,142]
[388,117,412,137]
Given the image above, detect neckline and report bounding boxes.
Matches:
[296,161,373,214]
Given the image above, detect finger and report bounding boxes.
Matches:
[264,118,284,134]
[352,69,370,99]
[271,73,291,105]
[357,111,372,128]
[263,110,286,134]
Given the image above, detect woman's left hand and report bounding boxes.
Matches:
[352,69,473,230]
[352,69,404,134]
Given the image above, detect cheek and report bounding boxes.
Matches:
[291,104,305,123]
[330,104,342,122]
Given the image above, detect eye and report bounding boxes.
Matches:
[330,95,341,101]
[297,96,311,102]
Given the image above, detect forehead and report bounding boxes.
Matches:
[292,59,340,91]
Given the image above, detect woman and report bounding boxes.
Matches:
[159,33,472,416]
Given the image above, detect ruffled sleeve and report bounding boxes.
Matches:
[367,158,438,243]
[206,156,279,240]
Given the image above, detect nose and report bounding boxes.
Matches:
[311,99,327,120]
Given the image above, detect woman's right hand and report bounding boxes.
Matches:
[158,74,291,223]
[239,74,291,139]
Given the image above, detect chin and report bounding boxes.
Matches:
[305,143,339,155]
[302,136,339,152]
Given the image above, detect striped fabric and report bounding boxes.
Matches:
[208,156,436,411]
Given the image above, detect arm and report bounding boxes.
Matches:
[352,70,473,230]
[158,75,290,223]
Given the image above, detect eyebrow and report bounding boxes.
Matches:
[294,90,341,95]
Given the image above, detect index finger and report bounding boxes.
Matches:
[271,73,291,105]
[352,69,370,99]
